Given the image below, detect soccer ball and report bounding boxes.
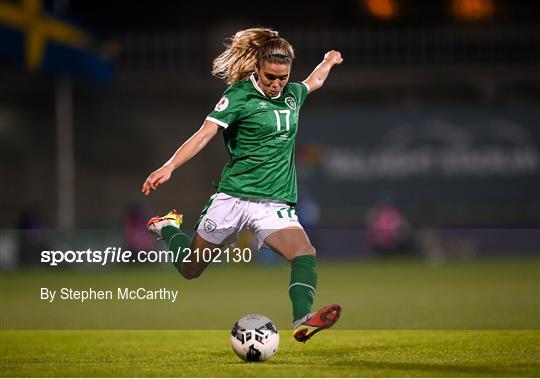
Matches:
[230,314,280,362]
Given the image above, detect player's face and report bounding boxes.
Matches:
[256,61,291,98]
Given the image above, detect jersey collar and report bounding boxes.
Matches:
[250,74,281,99]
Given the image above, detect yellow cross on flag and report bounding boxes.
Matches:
[0,0,92,71]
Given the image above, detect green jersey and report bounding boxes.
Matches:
[206,74,309,204]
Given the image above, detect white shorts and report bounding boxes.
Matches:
[196,192,303,249]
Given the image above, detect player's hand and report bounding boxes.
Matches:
[141,166,172,196]
[323,50,343,66]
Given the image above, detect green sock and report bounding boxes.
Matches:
[161,225,192,274]
[289,255,317,324]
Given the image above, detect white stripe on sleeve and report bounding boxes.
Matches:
[206,116,228,128]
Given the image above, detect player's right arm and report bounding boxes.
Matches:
[142,119,220,196]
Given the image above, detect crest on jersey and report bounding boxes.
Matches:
[204,219,217,233]
[214,96,229,112]
[285,97,296,110]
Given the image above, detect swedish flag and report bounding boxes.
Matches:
[0,0,114,82]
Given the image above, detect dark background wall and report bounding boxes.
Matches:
[1,0,539,232]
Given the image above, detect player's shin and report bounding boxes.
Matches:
[288,254,317,323]
[161,226,192,274]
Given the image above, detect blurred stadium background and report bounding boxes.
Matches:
[0,0,539,332]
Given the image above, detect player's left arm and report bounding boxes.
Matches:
[302,50,343,94]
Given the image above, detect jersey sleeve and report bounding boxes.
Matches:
[206,85,246,129]
[289,82,309,108]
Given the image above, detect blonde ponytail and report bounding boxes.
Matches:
[212,28,295,85]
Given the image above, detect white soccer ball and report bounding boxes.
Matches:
[230,314,280,362]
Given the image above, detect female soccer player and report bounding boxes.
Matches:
[142,28,342,342]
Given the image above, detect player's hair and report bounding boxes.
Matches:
[212,28,295,85]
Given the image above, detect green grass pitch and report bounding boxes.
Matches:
[1,330,538,377]
[1,258,539,376]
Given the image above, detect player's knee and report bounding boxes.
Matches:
[180,266,202,280]
[293,244,316,258]
[181,271,201,280]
